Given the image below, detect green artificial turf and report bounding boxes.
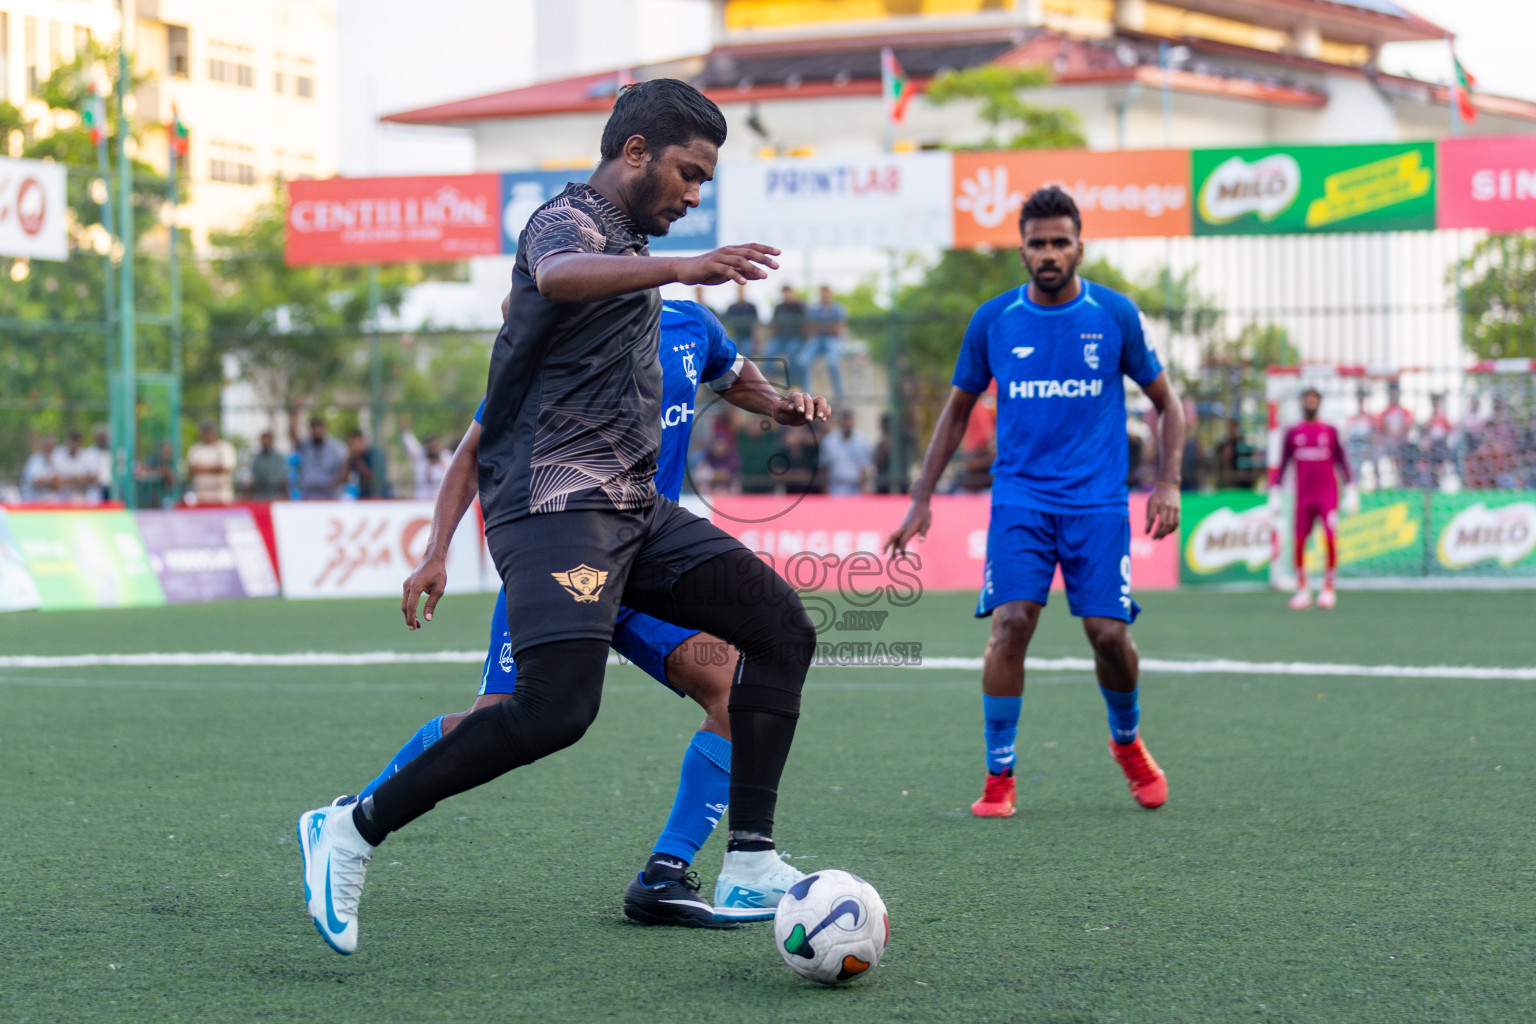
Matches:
[0,590,1531,1023]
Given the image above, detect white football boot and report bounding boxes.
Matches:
[713,849,806,923]
[297,803,375,954]
[1317,587,1337,610]
[1288,587,1312,610]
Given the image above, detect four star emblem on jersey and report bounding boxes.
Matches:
[551,564,609,603]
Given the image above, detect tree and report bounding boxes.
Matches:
[1453,235,1536,359]
[925,65,1087,150]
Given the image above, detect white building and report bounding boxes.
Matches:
[1,0,339,247]
[373,0,1536,376]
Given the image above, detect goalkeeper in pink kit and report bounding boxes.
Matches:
[1277,387,1356,610]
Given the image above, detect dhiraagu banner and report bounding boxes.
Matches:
[6,510,165,610]
[1192,142,1436,236]
[1180,491,1274,585]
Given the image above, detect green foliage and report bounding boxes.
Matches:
[925,65,1087,150]
[1454,235,1536,359]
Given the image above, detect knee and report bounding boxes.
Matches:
[989,603,1038,652]
[1084,619,1130,658]
[503,684,600,753]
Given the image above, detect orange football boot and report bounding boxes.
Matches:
[1109,736,1168,809]
[971,770,1016,817]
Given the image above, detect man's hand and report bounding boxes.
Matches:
[1146,482,1181,540]
[770,391,830,426]
[1342,484,1361,517]
[674,244,781,286]
[401,554,449,630]
[883,499,932,556]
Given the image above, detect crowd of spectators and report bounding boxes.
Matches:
[719,284,848,399]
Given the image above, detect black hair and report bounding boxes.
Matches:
[1019,185,1082,235]
[599,79,727,162]
[1301,387,1322,399]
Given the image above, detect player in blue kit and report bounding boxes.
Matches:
[886,186,1186,817]
[346,297,828,928]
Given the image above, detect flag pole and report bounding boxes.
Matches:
[880,47,895,154]
[1448,39,1461,137]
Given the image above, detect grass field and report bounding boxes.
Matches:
[2,588,1532,1023]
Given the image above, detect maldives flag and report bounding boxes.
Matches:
[169,104,190,157]
[82,87,107,146]
[881,47,912,126]
[1452,49,1477,123]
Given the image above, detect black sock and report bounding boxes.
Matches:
[641,852,689,885]
[351,796,387,847]
[726,830,776,853]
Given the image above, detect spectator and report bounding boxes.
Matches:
[721,283,760,358]
[186,420,237,505]
[737,412,782,495]
[1457,394,1487,483]
[800,286,848,400]
[292,415,348,500]
[696,433,740,494]
[764,286,807,390]
[249,430,289,501]
[345,430,378,499]
[1344,388,1378,489]
[1421,393,1455,484]
[89,426,112,502]
[874,411,917,495]
[52,430,101,504]
[777,427,821,495]
[1215,418,1260,490]
[818,409,873,495]
[955,382,997,493]
[20,434,58,503]
[136,440,178,508]
[1377,381,1414,484]
[400,417,452,499]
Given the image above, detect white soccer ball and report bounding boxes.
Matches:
[772,869,888,985]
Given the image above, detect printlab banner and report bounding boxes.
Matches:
[717,153,954,250]
[707,493,1178,595]
[135,509,281,603]
[271,500,490,599]
[499,169,717,253]
[0,509,42,612]
[0,156,68,261]
[5,510,165,611]
[1193,142,1437,236]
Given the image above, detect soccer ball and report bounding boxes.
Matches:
[772,869,888,985]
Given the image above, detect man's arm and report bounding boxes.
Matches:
[401,419,482,629]
[714,357,829,425]
[1142,373,1185,540]
[883,387,981,555]
[535,245,781,304]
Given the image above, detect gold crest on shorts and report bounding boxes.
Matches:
[551,564,608,603]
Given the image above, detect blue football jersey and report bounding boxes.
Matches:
[952,279,1163,514]
[474,299,736,502]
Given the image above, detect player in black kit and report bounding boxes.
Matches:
[298,80,819,953]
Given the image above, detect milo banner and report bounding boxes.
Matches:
[1181,491,1274,585]
[1430,493,1536,578]
[0,509,42,612]
[5,510,166,611]
[1303,490,1424,579]
[1193,142,1436,236]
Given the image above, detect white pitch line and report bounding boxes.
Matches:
[0,651,1530,680]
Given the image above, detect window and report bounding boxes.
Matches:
[296,75,313,98]
[74,26,90,57]
[24,15,37,95]
[48,20,61,69]
[209,57,255,87]
[209,158,257,185]
[0,14,9,104]
[273,70,284,93]
[167,25,188,78]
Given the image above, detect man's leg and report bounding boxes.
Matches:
[968,505,1058,818]
[1059,513,1166,810]
[1318,507,1340,608]
[1290,504,1316,609]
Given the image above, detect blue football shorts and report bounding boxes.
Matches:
[975,505,1141,623]
[479,587,699,697]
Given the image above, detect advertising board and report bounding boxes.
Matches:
[1436,135,1536,232]
[1192,142,1436,236]
[0,156,68,261]
[270,501,488,599]
[286,174,504,266]
[135,509,281,603]
[0,509,42,612]
[5,511,165,610]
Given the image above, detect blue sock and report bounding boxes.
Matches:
[1100,686,1140,745]
[651,730,732,867]
[358,715,445,800]
[982,694,1022,775]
